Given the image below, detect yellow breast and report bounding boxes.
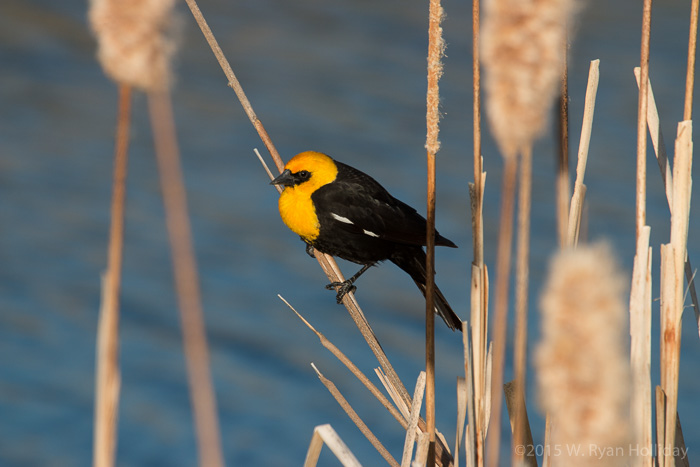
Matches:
[278,186,320,241]
[276,151,340,243]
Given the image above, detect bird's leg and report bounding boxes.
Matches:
[325,263,373,303]
[304,243,316,258]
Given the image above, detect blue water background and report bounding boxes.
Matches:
[2,0,700,465]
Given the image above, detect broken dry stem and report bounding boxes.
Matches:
[311,364,400,467]
[278,295,408,429]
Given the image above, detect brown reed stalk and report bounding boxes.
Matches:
[485,156,517,467]
[535,244,632,466]
[469,0,489,462]
[556,44,570,248]
[425,1,445,464]
[503,381,536,467]
[512,144,532,465]
[472,0,484,267]
[462,325,478,467]
[659,121,693,467]
[93,84,131,467]
[311,364,400,467]
[629,225,652,467]
[304,424,362,467]
[183,0,283,171]
[684,0,699,121]
[454,377,467,467]
[401,372,427,467]
[567,60,600,247]
[633,69,674,207]
[636,0,653,239]
[149,92,224,467]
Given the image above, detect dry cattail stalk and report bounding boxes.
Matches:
[481,0,577,158]
[425,1,445,464]
[89,0,180,92]
[93,86,131,467]
[304,424,362,467]
[535,243,631,466]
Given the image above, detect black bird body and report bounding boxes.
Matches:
[272,151,462,331]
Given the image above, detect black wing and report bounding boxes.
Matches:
[312,161,456,247]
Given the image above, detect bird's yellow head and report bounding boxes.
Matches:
[271,151,339,241]
[272,151,338,192]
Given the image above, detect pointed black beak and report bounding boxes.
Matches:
[270,169,294,187]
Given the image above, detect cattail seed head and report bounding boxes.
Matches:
[89,0,180,92]
[535,243,632,466]
[481,0,576,158]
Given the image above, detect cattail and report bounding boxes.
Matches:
[481,0,576,158]
[535,243,631,466]
[89,0,180,92]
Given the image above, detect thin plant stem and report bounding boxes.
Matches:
[278,295,408,430]
[486,155,518,467]
[471,1,488,462]
[94,84,131,467]
[556,44,570,248]
[684,0,699,121]
[304,424,362,467]
[512,145,532,465]
[148,92,224,467]
[567,59,600,247]
[425,0,445,464]
[183,0,283,171]
[636,0,653,239]
[660,121,692,467]
[472,0,483,267]
[401,372,427,467]
[311,364,400,467]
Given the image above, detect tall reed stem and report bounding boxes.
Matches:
[512,145,532,464]
[93,84,131,467]
[425,0,445,463]
[486,155,518,467]
[636,0,653,239]
[149,92,224,467]
[684,0,699,121]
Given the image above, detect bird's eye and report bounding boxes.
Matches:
[298,170,310,178]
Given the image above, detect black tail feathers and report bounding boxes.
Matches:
[390,247,463,332]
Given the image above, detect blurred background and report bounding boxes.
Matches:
[2,0,700,465]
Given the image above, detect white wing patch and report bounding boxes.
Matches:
[331,213,354,224]
[331,212,379,238]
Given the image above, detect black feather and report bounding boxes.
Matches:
[307,158,462,331]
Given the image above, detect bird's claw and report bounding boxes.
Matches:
[305,243,316,258]
[325,280,357,303]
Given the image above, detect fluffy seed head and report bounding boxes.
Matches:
[535,243,631,466]
[89,0,180,92]
[482,0,576,158]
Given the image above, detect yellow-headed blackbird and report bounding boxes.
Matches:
[271,151,462,331]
